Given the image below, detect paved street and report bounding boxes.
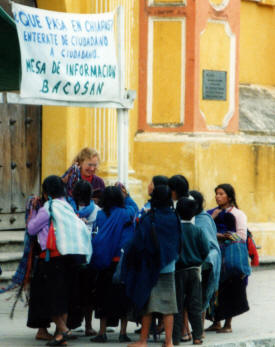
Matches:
[1,268,275,346]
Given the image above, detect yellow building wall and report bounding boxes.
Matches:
[240,1,275,85]
[152,20,183,125]
[134,136,275,255]
[134,137,275,222]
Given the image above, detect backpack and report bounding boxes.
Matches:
[247,230,259,267]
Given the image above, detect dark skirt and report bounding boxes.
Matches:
[213,276,249,321]
[94,262,130,326]
[27,255,84,329]
[67,265,99,329]
[201,268,212,310]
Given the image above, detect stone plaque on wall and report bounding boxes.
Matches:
[203,70,227,100]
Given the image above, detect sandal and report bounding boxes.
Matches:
[181,333,192,342]
[205,324,221,332]
[46,337,67,346]
[90,334,107,343]
[63,330,77,340]
[193,339,203,345]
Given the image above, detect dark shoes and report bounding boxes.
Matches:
[46,335,67,346]
[119,334,131,342]
[46,330,77,346]
[64,331,77,340]
[90,334,107,343]
[46,339,67,346]
[89,332,130,343]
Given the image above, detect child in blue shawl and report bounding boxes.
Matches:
[90,186,138,343]
[67,180,100,336]
[68,180,100,233]
[125,185,180,347]
[189,191,221,331]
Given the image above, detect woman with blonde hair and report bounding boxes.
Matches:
[62,147,105,201]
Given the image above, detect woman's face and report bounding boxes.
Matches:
[171,190,178,201]
[148,181,154,195]
[80,156,99,177]
[215,188,230,208]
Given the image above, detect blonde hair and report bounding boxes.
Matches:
[72,147,100,165]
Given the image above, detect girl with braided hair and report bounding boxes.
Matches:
[27,175,92,346]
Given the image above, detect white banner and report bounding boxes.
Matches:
[12,3,120,102]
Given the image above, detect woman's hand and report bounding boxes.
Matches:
[217,233,226,241]
[217,232,234,241]
[115,182,128,198]
[224,232,234,240]
[62,162,81,184]
[62,175,69,184]
[211,208,222,219]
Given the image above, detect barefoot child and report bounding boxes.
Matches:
[125,185,181,347]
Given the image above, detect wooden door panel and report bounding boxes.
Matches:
[0,102,11,213]
[9,103,27,213]
[0,0,40,230]
[25,106,41,196]
[0,102,41,229]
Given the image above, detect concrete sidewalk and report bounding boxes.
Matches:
[1,268,275,347]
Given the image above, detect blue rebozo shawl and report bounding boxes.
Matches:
[123,207,180,311]
[68,197,95,218]
[207,207,251,282]
[90,202,136,270]
[195,211,221,311]
[207,207,237,234]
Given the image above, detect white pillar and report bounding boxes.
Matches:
[117,6,129,187]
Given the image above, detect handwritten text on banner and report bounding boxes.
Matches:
[12,3,120,102]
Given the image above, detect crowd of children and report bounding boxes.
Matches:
[1,147,254,347]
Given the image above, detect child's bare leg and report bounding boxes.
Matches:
[98,318,107,335]
[85,308,97,335]
[205,320,221,331]
[35,328,53,340]
[216,317,232,333]
[163,314,174,347]
[201,312,206,338]
[182,309,191,339]
[120,318,128,335]
[52,315,69,342]
[127,314,152,347]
